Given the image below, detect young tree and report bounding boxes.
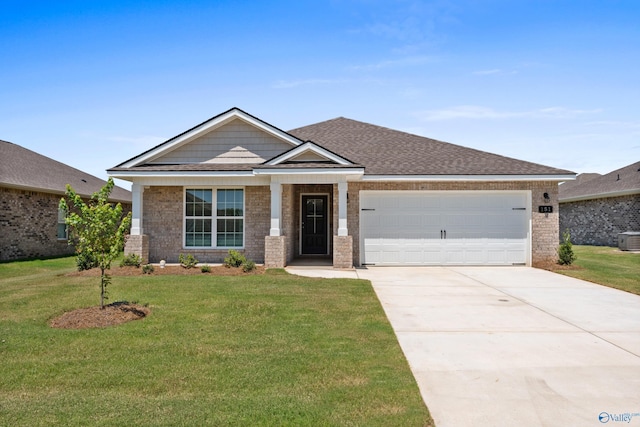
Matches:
[59,178,132,309]
[558,229,577,265]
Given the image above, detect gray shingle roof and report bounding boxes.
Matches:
[109,111,574,177]
[1,140,131,203]
[289,117,574,176]
[557,173,601,194]
[559,161,640,202]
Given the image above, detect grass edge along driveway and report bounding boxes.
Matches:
[0,257,433,427]
[551,245,640,296]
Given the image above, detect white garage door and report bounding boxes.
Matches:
[360,191,530,266]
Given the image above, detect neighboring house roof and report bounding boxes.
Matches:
[558,173,601,194]
[1,140,132,203]
[559,161,640,202]
[108,107,574,179]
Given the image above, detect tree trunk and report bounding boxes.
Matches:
[100,268,106,309]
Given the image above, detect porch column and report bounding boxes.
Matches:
[130,183,144,235]
[337,180,348,236]
[266,180,286,267]
[269,181,282,236]
[125,182,148,263]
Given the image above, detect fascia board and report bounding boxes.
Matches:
[253,168,364,175]
[119,109,303,168]
[559,188,640,203]
[265,141,352,166]
[361,174,577,182]
[108,170,256,179]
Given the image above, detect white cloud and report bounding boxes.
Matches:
[416,105,602,121]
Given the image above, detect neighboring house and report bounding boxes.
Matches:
[1,140,132,261]
[108,107,575,268]
[559,161,640,246]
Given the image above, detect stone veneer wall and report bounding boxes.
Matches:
[559,194,640,246]
[1,186,74,261]
[143,186,270,263]
[347,181,561,267]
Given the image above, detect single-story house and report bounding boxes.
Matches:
[108,107,575,268]
[0,140,132,261]
[559,161,640,246]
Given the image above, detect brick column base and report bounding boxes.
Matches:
[125,235,149,264]
[265,236,287,268]
[333,235,353,268]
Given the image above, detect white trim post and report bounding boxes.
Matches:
[270,181,282,236]
[130,183,144,235]
[338,180,348,236]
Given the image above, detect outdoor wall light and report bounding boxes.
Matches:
[543,192,550,202]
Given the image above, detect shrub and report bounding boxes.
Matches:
[224,250,246,268]
[120,253,142,268]
[142,264,154,274]
[179,253,198,269]
[76,251,98,271]
[200,264,211,273]
[558,230,577,265]
[242,260,256,273]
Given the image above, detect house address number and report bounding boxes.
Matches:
[538,206,553,213]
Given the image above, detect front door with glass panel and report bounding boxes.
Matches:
[301,195,328,254]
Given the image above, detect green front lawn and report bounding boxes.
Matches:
[0,257,432,426]
[552,245,640,296]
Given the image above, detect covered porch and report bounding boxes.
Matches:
[263,177,354,269]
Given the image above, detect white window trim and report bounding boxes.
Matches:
[183,187,245,249]
[57,207,68,241]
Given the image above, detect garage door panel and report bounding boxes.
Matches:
[361,191,529,266]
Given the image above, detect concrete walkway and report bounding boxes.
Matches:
[286,265,640,427]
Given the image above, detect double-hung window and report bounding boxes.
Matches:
[57,207,68,240]
[185,188,244,248]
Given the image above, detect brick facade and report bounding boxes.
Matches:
[125,235,149,264]
[264,236,287,267]
[560,194,640,246]
[1,186,132,262]
[333,235,353,268]
[139,185,270,263]
[1,186,74,261]
[130,180,561,268]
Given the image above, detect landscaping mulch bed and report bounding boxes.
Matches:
[535,261,582,272]
[50,301,150,329]
[67,264,265,277]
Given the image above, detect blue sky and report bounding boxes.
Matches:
[2,0,639,188]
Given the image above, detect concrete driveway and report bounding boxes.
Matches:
[288,266,640,426]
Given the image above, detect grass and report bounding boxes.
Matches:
[0,257,432,426]
[552,245,640,295]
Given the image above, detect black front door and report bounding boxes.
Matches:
[301,195,328,254]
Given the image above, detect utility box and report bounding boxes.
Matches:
[618,232,640,251]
